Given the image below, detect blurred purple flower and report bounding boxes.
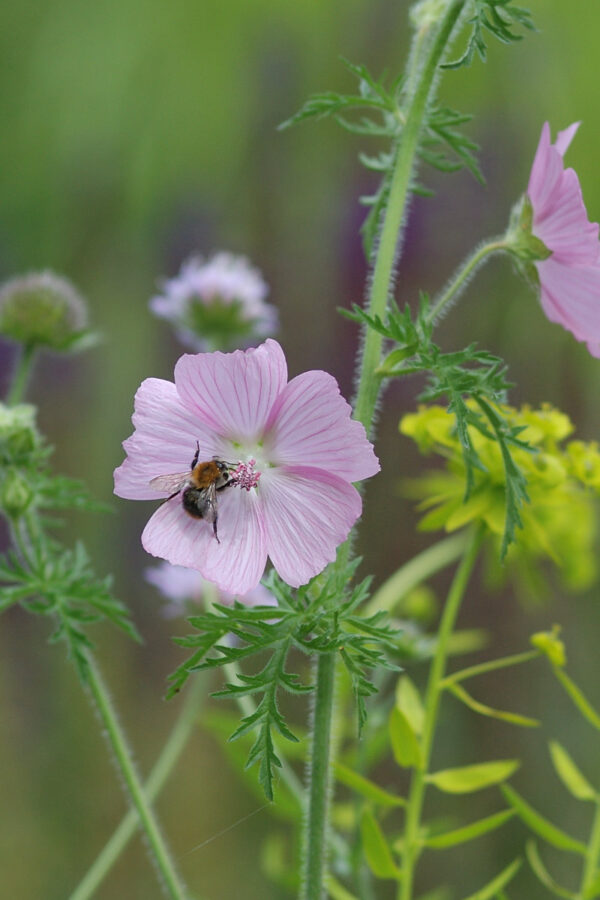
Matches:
[145,560,277,618]
[149,252,278,351]
[528,122,600,356]
[114,339,379,595]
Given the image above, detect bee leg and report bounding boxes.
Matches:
[190,441,200,470]
[213,517,220,544]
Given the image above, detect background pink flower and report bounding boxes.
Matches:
[145,561,277,618]
[528,121,600,356]
[114,340,379,594]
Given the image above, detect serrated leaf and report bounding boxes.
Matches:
[428,760,519,793]
[458,857,522,900]
[548,741,596,801]
[335,762,406,807]
[360,809,402,880]
[526,841,578,899]
[447,682,539,728]
[395,675,425,736]
[501,785,587,855]
[389,707,422,768]
[425,809,516,848]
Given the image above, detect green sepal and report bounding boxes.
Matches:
[525,840,579,899]
[548,741,597,801]
[457,857,522,900]
[424,808,516,849]
[427,759,520,794]
[446,681,539,727]
[501,784,587,855]
[360,809,402,880]
[335,762,406,807]
[389,707,422,768]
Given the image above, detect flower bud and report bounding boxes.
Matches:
[0,403,38,464]
[0,271,90,351]
[530,625,566,667]
[1,467,33,517]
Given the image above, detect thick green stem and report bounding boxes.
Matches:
[302,651,337,900]
[69,674,206,900]
[353,0,467,435]
[84,656,189,900]
[427,238,507,324]
[582,800,600,896]
[5,344,36,406]
[400,526,483,900]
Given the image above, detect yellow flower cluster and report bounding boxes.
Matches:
[400,402,600,595]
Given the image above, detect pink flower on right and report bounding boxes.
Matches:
[528,121,600,356]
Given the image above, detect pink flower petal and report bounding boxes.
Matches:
[555,122,580,157]
[538,257,600,343]
[114,378,224,500]
[142,486,267,595]
[259,466,362,588]
[263,371,380,481]
[174,339,287,442]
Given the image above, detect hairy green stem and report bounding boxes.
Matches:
[582,800,600,896]
[353,0,467,434]
[399,526,483,900]
[69,674,206,900]
[5,344,36,406]
[84,655,189,900]
[302,6,469,898]
[427,238,507,324]
[302,651,337,900]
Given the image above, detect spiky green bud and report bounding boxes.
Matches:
[0,271,91,351]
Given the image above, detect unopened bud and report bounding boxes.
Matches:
[0,271,90,351]
[0,403,38,464]
[1,467,33,516]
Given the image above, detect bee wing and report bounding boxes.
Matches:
[197,482,218,523]
[149,472,189,494]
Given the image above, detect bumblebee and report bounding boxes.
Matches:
[149,443,232,542]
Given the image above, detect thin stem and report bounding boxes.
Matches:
[582,800,600,896]
[399,526,483,900]
[353,0,467,434]
[70,674,207,900]
[441,649,540,687]
[302,651,337,900]
[5,344,36,405]
[84,655,189,900]
[427,238,507,324]
[365,532,468,617]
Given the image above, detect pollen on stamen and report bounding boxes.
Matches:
[230,459,261,491]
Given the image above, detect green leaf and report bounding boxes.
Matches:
[326,876,360,900]
[334,762,406,807]
[549,741,596,801]
[446,682,539,727]
[389,707,422,768]
[553,666,600,730]
[443,0,535,70]
[425,809,516,848]
[501,785,587,855]
[360,809,402,880]
[395,675,425,735]
[427,760,520,794]
[458,858,522,900]
[526,841,578,899]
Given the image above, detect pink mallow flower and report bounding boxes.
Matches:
[114,339,379,595]
[527,122,600,356]
[145,561,277,618]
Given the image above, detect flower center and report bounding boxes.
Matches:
[230,458,261,491]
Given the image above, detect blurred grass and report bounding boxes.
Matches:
[1,0,600,897]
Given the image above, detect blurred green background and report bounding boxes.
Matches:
[1,1,600,897]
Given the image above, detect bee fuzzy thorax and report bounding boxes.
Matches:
[190,459,230,489]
